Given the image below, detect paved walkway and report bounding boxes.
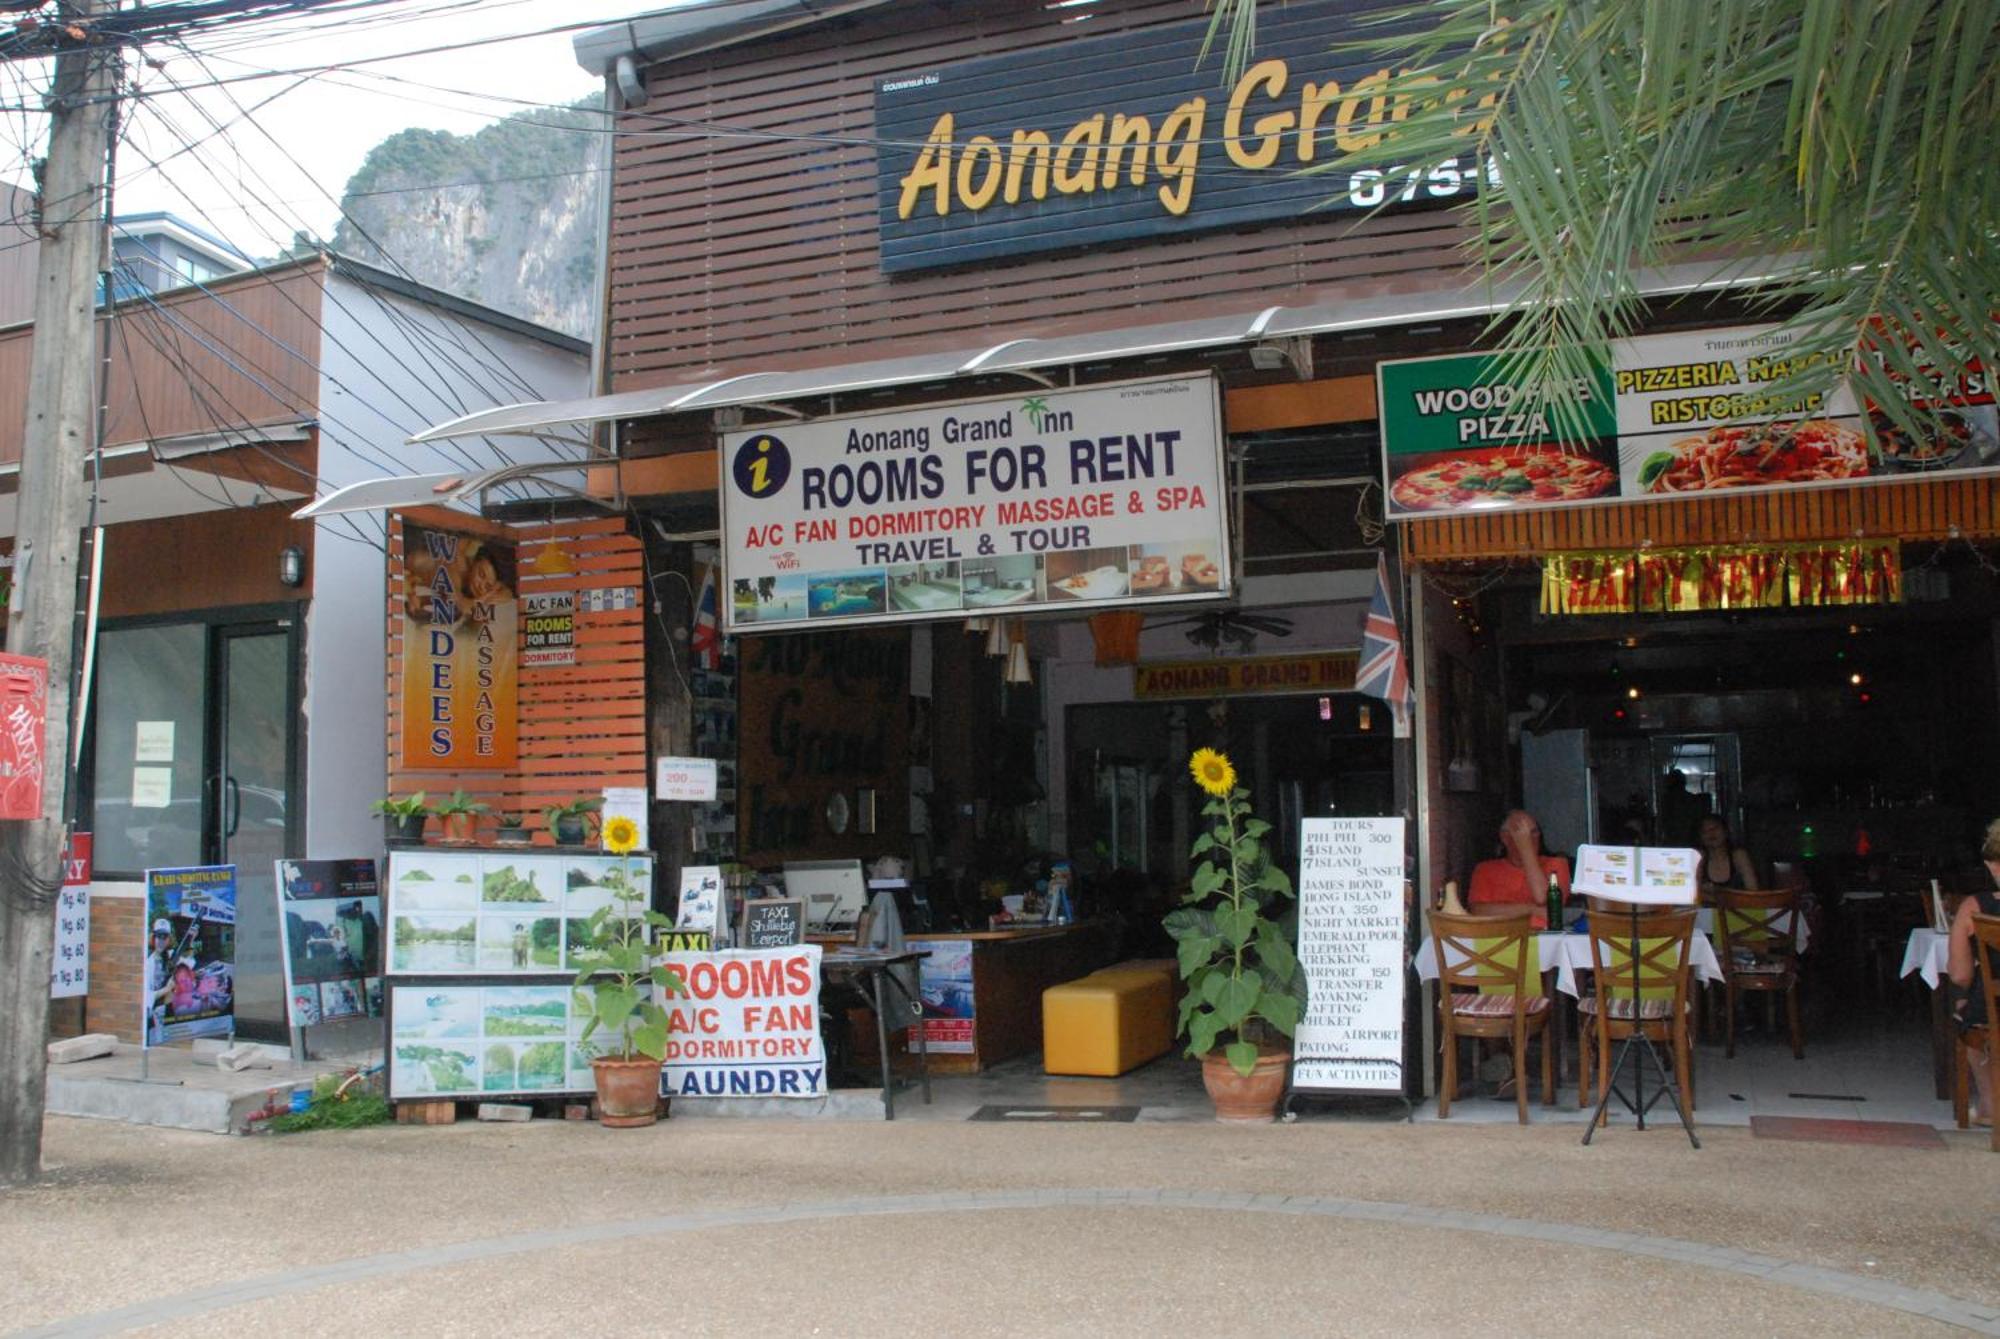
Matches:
[6,1115,1999,1335]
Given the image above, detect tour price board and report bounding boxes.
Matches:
[1291,817,1407,1096]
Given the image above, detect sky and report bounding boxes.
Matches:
[0,0,672,257]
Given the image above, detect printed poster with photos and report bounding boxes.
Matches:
[720,373,1230,634]
[142,865,237,1046]
[384,849,655,976]
[389,982,611,1099]
[276,858,384,1027]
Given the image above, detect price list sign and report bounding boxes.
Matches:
[1291,817,1405,1095]
[50,833,92,998]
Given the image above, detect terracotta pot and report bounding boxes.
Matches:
[439,812,477,844]
[1199,1048,1290,1123]
[592,1056,665,1128]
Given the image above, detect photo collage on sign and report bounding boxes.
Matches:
[277,858,384,1028]
[385,850,656,976]
[389,982,638,1098]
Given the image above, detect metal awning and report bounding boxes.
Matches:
[293,461,607,520]
[408,259,1792,447]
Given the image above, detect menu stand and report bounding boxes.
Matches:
[1582,898,1699,1149]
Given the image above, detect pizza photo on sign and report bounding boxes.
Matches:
[1635,418,1867,493]
[1388,446,1617,512]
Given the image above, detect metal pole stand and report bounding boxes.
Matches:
[1583,900,1699,1149]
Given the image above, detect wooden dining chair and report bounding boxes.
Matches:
[1578,905,1699,1127]
[1714,886,1804,1059]
[1427,908,1554,1124]
[1970,915,2000,1152]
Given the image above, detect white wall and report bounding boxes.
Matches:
[302,272,588,858]
[1038,568,1379,851]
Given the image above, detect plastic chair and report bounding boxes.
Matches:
[1715,886,1803,1059]
[1578,905,1699,1126]
[1428,908,1555,1124]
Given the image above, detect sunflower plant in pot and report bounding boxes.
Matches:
[570,815,683,1127]
[1164,748,1305,1122]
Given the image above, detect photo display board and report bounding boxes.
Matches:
[142,865,237,1045]
[276,859,383,1027]
[1291,817,1406,1095]
[1378,321,2000,518]
[389,982,605,1098]
[721,373,1229,634]
[384,849,655,976]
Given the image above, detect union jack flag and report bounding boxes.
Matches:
[1356,552,1413,738]
[691,565,721,670]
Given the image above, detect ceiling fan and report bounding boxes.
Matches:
[1152,608,1295,652]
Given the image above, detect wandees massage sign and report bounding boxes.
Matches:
[719,375,1230,633]
[1377,322,2000,518]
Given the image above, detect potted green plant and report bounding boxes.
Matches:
[371,792,428,845]
[545,795,602,847]
[571,815,682,1127]
[431,789,491,844]
[1163,747,1305,1122]
[494,812,529,845]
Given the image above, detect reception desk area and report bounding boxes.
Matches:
[906,922,1118,1074]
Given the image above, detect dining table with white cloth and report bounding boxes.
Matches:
[1413,928,1725,999]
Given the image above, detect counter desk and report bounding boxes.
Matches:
[904,921,1118,1073]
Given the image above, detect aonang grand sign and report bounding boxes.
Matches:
[873,0,1497,273]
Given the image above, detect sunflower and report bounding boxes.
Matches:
[1189,748,1236,798]
[603,815,641,855]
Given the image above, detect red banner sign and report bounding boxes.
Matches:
[0,652,48,819]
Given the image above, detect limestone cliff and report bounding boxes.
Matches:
[332,104,601,340]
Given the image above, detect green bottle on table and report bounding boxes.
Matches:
[1545,870,1563,930]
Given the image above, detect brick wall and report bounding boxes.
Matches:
[84,897,141,1043]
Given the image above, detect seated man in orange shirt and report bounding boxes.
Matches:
[1468,809,1571,930]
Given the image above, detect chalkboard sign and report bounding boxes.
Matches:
[740,898,805,949]
[1290,817,1407,1095]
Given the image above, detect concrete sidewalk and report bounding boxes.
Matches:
[4,1114,1998,1336]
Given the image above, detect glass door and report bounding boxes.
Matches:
[216,625,295,1038]
[90,611,299,1040]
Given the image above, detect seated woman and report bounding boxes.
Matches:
[1696,815,1760,894]
[1947,818,2000,1126]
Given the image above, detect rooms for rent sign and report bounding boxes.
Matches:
[657,946,827,1098]
[720,374,1228,633]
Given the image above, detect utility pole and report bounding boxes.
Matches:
[0,0,115,1188]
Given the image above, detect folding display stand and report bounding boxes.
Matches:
[1582,897,1699,1149]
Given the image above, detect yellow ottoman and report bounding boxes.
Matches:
[1042,967,1176,1077]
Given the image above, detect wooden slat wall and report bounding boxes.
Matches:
[609,0,1474,388]
[386,515,647,838]
[1403,476,2000,562]
[0,260,325,467]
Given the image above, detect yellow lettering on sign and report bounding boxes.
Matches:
[1004,128,1053,203]
[1154,98,1206,216]
[897,112,954,219]
[1053,115,1105,194]
[1223,59,1292,169]
[957,134,1004,209]
[1102,114,1152,188]
[1333,69,1391,151]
